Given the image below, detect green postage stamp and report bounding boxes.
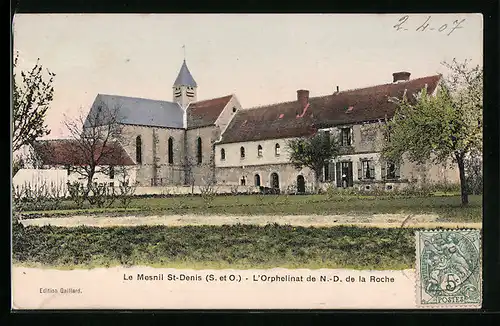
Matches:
[415,229,482,308]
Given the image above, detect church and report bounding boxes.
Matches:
[27,59,459,194]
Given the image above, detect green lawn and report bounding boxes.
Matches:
[20,194,483,222]
[12,223,418,270]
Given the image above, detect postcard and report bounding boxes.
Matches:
[11,13,483,310]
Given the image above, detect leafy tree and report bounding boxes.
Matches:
[287,131,341,193]
[382,59,482,205]
[12,52,55,152]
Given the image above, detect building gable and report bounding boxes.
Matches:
[186,95,233,129]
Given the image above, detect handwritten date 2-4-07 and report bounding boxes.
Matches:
[393,15,466,36]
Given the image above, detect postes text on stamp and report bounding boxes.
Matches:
[415,229,481,308]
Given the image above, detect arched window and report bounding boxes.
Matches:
[240,146,245,159]
[257,145,263,157]
[221,148,226,161]
[197,137,202,164]
[275,143,281,156]
[168,137,174,164]
[136,136,142,164]
[254,174,261,187]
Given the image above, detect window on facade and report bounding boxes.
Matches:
[197,137,202,164]
[257,145,263,157]
[136,136,142,164]
[221,148,226,161]
[240,147,245,159]
[358,160,375,180]
[109,182,114,188]
[232,107,237,113]
[109,166,115,179]
[65,165,71,176]
[275,143,281,156]
[168,137,174,164]
[340,127,352,146]
[384,161,400,179]
[240,176,246,186]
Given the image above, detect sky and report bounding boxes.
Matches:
[13,13,483,138]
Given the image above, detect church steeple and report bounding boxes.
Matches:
[173,59,197,108]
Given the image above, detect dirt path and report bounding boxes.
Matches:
[20,213,482,229]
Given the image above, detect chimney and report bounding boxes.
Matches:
[297,89,309,108]
[392,71,411,83]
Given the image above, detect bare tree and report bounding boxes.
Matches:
[63,100,127,200]
[12,52,55,153]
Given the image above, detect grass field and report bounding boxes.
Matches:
[13,193,481,270]
[12,222,418,270]
[20,194,482,222]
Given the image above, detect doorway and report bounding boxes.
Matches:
[335,161,353,188]
[296,175,305,194]
[270,172,279,190]
[254,174,261,187]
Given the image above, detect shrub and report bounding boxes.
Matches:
[67,181,86,208]
[12,181,64,211]
[118,176,137,209]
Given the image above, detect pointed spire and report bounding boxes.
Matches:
[173,52,197,88]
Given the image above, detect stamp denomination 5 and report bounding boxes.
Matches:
[415,229,481,308]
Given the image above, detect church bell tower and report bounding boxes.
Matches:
[173,59,197,109]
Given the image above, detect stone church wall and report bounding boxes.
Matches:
[185,125,220,186]
[120,125,186,186]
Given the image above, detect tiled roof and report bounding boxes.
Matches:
[32,139,135,166]
[173,60,197,87]
[85,94,184,129]
[218,75,441,144]
[187,95,233,129]
[311,75,441,128]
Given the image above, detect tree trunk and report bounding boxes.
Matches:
[85,168,96,200]
[314,170,321,194]
[456,153,469,206]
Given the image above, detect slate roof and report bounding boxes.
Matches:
[173,60,197,87]
[187,95,233,129]
[218,74,441,144]
[32,139,135,166]
[85,94,184,129]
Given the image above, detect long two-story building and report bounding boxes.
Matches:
[20,61,459,194]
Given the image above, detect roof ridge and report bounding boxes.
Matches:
[98,93,178,105]
[324,74,442,96]
[192,94,233,104]
[241,74,441,111]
